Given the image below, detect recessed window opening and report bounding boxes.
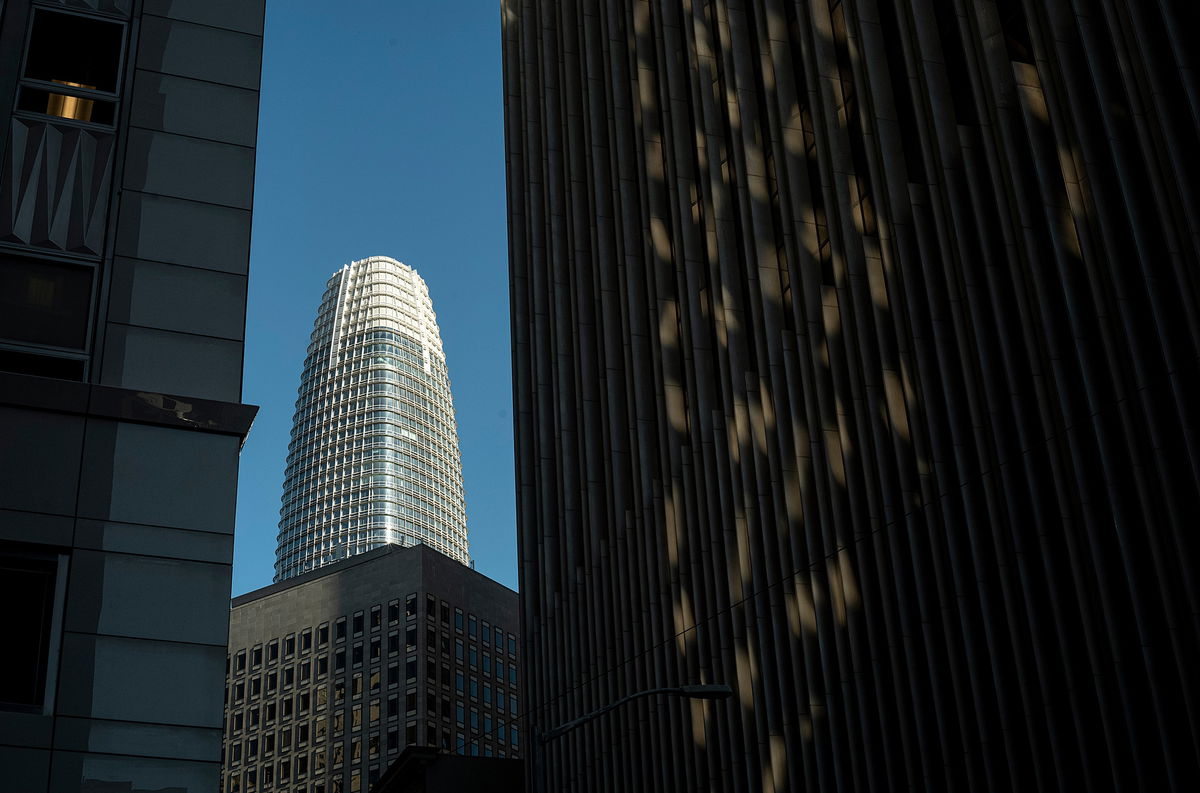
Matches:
[0,547,64,712]
[19,10,125,124]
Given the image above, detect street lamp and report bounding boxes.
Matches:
[532,683,733,790]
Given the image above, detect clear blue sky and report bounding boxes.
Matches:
[233,1,515,595]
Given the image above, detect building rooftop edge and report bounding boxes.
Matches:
[232,543,515,609]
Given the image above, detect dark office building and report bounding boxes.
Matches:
[0,0,263,790]
[503,1,1199,791]
[221,543,521,793]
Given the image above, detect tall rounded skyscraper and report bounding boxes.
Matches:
[275,256,469,581]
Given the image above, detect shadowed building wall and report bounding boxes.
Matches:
[502,0,1199,791]
[0,0,263,790]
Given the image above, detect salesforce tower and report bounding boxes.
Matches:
[275,256,469,580]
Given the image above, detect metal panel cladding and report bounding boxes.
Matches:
[276,256,470,580]
[503,0,1200,791]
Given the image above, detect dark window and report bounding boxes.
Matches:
[318,623,329,646]
[0,548,61,712]
[388,663,399,688]
[468,615,477,638]
[406,626,416,651]
[454,609,463,631]
[0,256,93,351]
[334,649,346,672]
[267,641,278,663]
[388,633,400,655]
[335,617,347,641]
[300,629,312,652]
[405,595,416,618]
[426,594,436,619]
[284,635,295,656]
[388,601,400,624]
[251,647,262,667]
[494,628,504,651]
[352,612,364,635]
[370,637,381,662]
[370,606,381,630]
[440,604,449,624]
[508,636,516,656]
[406,658,417,682]
[352,643,363,667]
[19,10,123,125]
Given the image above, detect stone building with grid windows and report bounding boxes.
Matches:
[221,543,520,793]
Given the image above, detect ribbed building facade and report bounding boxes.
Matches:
[276,257,469,580]
[503,1,1199,792]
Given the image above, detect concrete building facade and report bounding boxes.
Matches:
[0,0,263,790]
[276,257,470,581]
[222,544,521,793]
[503,1,1200,791]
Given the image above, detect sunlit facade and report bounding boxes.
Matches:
[275,256,469,581]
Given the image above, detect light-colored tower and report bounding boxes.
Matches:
[275,256,469,580]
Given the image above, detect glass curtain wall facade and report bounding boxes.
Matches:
[276,257,469,581]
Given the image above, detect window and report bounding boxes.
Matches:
[456,704,464,725]
[352,704,362,730]
[335,649,346,673]
[370,637,381,662]
[370,669,381,694]
[440,604,449,624]
[406,626,416,652]
[0,544,64,710]
[352,644,363,667]
[17,9,124,126]
[469,646,477,667]
[405,595,417,619]
[318,623,330,646]
[370,606,382,630]
[406,658,417,682]
[454,609,464,631]
[508,636,517,656]
[426,594,436,619]
[301,630,312,653]
[509,664,517,685]
[455,639,464,662]
[335,618,347,642]
[267,641,279,663]
[467,615,477,638]
[352,612,364,635]
[284,635,295,657]
[251,647,262,667]
[494,628,504,651]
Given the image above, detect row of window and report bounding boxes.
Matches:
[230,598,515,677]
